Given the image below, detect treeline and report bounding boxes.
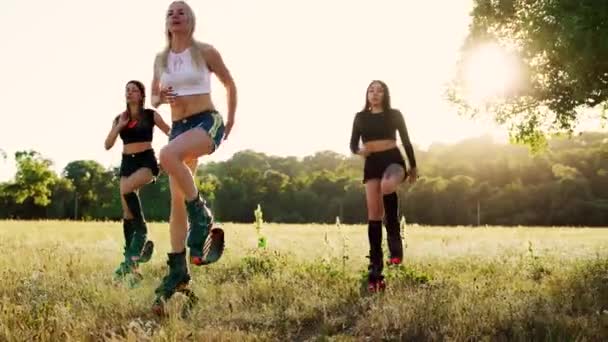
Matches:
[1,132,607,226]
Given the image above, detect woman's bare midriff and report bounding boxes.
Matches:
[122,141,154,155]
[364,140,398,153]
[170,94,215,121]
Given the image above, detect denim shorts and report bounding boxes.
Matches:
[169,110,225,152]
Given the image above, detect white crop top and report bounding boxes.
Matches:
[159,48,211,96]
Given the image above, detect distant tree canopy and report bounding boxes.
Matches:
[63,160,117,219]
[9,151,57,207]
[449,0,608,150]
[0,133,607,226]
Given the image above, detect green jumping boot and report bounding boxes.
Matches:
[152,250,195,316]
[114,219,135,280]
[128,219,154,263]
[185,194,215,265]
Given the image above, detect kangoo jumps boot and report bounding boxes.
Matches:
[128,219,155,264]
[114,220,154,286]
[367,262,387,293]
[152,251,197,316]
[367,220,386,293]
[122,192,155,266]
[185,194,212,262]
[383,192,403,266]
[114,219,140,281]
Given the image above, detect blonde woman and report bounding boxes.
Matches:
[150,1,237,313]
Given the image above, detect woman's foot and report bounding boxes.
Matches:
[152,251,193,315]
[185,195,224,265]
[368,275,386,293]
[113,259,143,287]
[367,263,386,293]
[387,257,402,266]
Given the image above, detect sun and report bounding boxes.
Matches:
[463,42,521,105]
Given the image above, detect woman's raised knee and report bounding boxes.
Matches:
[159,145,179,172]
[380,180,398,195]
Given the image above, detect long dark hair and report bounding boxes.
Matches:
[362,80,392,112]
[125,80,146,116]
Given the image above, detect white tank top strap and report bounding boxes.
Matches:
[159,47,211,96]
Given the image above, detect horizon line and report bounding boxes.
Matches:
[2,130,607,181]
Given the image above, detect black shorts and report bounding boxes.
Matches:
[363,147,406,183]
[119,149,160,178]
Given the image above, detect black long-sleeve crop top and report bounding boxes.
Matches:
[349,109,417,168]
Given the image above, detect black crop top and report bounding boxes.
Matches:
[349,109,417,168]
[117,109,156,144]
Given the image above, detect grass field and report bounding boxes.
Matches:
[0,220,607,341]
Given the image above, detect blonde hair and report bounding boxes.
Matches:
[154,1,206,76]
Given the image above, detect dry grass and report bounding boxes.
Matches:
[0,220,607,341]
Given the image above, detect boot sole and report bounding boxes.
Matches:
[386,257,403,266]
[190,226,225,266]
[139,240,154,263]
[152,282,197,316]
[367,280,387,293]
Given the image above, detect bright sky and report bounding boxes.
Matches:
[0,0,514,181]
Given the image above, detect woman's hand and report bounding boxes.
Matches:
[116,112,130,129]
[408,167,418,184]
[223,118,234,140]
[160,86,177,105]
[357,147,370,158]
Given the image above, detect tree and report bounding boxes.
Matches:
[139,174,171,221]
[1,132,607,225]
[6,151,58,207]
[63,160,116,219]
[301,151,347,174]
[449,0,608,150]
[47,178,76,219]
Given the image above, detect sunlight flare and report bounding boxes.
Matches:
[463,42,521,105]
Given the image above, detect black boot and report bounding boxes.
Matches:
[128,219,154,263]
[185,193,217,265]
[152,250,195,315]
[114,219,137,280]
[123,192,154,264]
[383,192,403,264]
[123,218,135,247]
[367,220,385,292]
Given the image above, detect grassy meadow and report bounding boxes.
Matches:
[0,220,607,341]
